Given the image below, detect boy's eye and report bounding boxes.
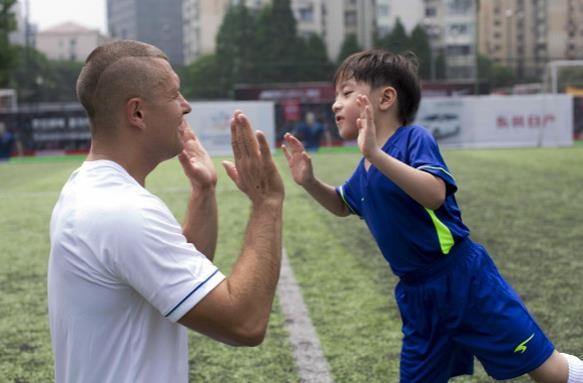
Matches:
[343,91,353,97]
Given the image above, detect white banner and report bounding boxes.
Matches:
[415,94,573,148]
[185,101,275,156]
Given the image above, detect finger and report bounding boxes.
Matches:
[236,113,259,158]
[281,144,291,161]
[180,121,195,140]
[284,133,305,153]
[365,105,374,123]
[178,151,189,166]
[230,116,242,160]
[256,131,272,161]
[222,161,240,186]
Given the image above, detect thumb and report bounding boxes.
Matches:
[222,161,240,186]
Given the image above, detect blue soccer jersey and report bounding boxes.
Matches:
[337,125,470,278]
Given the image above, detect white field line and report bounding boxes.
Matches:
[277,248,333,383]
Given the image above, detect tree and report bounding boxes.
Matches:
[254,0,300,82]
[477,54,515,88]
[337,33,361,65]
[408,25,431,79]
[9,46,84,103]
[377,17,409,53]
[0,0,17,87]
[296,33,333,82]
[180,54,224,99]
[215,4,257,94]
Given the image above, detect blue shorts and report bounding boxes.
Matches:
[395,238,554,382]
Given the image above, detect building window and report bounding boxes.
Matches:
[449,23,468,36]
[425,7,436,17]
[447,0,472,14]
[377,5,390,17]
[344,10,357,27]
[299,6,314,22]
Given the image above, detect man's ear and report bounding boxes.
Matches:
[379,86,397,111]
[126,97,146,130]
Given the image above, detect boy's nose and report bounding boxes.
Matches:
[331,100,341,113]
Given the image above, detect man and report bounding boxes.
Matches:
[0,121,14,160]
[293,111,326,151]
[48,40,284,383]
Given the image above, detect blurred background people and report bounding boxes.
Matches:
[0,121,15,160]
[293,111,328,152]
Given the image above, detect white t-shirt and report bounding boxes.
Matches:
[48,160,225,383]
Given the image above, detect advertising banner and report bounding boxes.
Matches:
[185,101,275,156]
[415,95,573,148]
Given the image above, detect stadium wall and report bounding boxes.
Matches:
[416,94,574,148]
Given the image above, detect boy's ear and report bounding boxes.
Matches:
[379,86,397,111]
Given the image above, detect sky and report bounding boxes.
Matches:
[28,0,107,33]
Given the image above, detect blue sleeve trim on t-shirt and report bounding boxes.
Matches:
[164,268,221,317]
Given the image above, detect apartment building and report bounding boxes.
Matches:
[183,0,271,64]
[478,0,583,78]
[36,22,109,62]
[422,0,477,81]
[183,0,382,64]
[107,0,184,65]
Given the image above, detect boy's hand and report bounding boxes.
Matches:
[356,95,380,160]
[178,121,217,191]
[282,133,315,186]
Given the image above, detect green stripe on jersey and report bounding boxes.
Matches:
[425,209,455,254]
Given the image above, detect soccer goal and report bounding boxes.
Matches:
[545,60,583,93]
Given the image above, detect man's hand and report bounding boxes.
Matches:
[281,133,315,187]
[222,111,284,205]
[178,121,217,190]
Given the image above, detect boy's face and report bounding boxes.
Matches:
[332,78,378,140]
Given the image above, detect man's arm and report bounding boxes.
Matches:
[177,123,218,259]
[178,111,285,346]
[282,133,351,217]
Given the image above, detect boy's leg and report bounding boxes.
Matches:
[396,281,473,383]
[528,352,583,383]
[528,351,568,382]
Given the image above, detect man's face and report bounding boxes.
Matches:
[142,60,192,160]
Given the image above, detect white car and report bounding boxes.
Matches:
[420,113,461,139]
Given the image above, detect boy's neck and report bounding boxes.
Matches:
[375,113,403,147]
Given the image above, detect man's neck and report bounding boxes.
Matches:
[88,142,151,187]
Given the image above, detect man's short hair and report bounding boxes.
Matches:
[334,49,421,126]
[76,40,170,129]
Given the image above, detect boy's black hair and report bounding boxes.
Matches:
[333,49,421,126]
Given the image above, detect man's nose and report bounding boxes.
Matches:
[181,95,192,114]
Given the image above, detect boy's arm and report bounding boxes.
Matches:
[282,133,351,217]
[367,150,445,210]
[357,96,446,210]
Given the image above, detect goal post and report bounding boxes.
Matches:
[545,60,583,93]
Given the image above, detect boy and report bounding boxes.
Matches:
[282,49,583,382]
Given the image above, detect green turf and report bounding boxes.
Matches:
[1,145,583,382]
[282,146,583,383]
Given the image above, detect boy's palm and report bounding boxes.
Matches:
[282,133,314,186]
[356,95,378,158]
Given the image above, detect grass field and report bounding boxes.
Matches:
[1,145,582,382]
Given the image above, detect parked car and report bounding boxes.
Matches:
[419,113,461,139]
